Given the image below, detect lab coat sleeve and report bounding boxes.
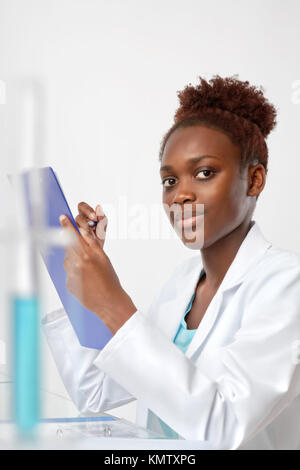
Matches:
[41,307,136,414]
[93,262,300,449]
[40,259,188,416]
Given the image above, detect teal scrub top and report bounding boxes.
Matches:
[147,268,206,439]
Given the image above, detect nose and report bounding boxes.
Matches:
[172,184,197,205]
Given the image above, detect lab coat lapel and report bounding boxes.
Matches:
[159,260,204,342]
[153,220,272,361]
[185,220,272,359]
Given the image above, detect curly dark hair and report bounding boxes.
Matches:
[158,74,278,182]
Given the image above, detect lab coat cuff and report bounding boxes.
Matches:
[40,307,73,338]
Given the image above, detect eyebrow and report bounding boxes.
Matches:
[159,155,221,172]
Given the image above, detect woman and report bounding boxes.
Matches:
[42,75,300,450]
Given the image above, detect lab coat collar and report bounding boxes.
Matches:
[213,219,272,292]
[176,219,272,293]
[155,220,272,356]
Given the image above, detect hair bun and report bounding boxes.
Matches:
[174,74,278,138]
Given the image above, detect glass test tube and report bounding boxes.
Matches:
[9,82,45,437]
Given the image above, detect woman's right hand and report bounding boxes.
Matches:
[75,202,108,250]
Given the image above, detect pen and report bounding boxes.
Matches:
[87,220,98,228]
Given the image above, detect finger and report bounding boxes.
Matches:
[65,245,81,263]
[63,255,71,272]
[78,201,97,221]
[63,250,82,272]
[59,214,87,255]
[96,204,105,218]
[79,227,104,252]
[95,205,107,229]
[95,216,108,242]
[75,213,95,231]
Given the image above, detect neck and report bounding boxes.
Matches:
[199,218,254,290]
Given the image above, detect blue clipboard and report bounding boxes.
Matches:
[20,166,113,350]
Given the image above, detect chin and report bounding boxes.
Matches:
[172,218,205,250]
[175,229,205,250]
[182,238,204,250]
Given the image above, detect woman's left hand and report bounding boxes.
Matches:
[59,214,137,335]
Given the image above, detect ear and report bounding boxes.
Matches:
[247,164,265,197]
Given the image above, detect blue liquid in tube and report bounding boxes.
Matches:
[12,294,40,434]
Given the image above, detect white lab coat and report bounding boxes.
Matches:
[42,220,300,450]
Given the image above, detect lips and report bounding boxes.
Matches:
[175,214,203,229]
[174,208,204,222]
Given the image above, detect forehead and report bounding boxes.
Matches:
[161,125,241,167]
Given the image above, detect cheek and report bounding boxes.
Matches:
[207,176,248,236]
[228,175,248,211]
[213,174,244,208]
[162,194,173,217]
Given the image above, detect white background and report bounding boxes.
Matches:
[0,0,299,424]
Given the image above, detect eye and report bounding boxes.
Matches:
[196,169,214,179]
[161,169,215,188]
[161,177,177,188]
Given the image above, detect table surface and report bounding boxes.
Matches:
[0,372,215,449]
[0,372,212,449]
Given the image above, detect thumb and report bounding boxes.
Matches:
[95,204,108,247]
